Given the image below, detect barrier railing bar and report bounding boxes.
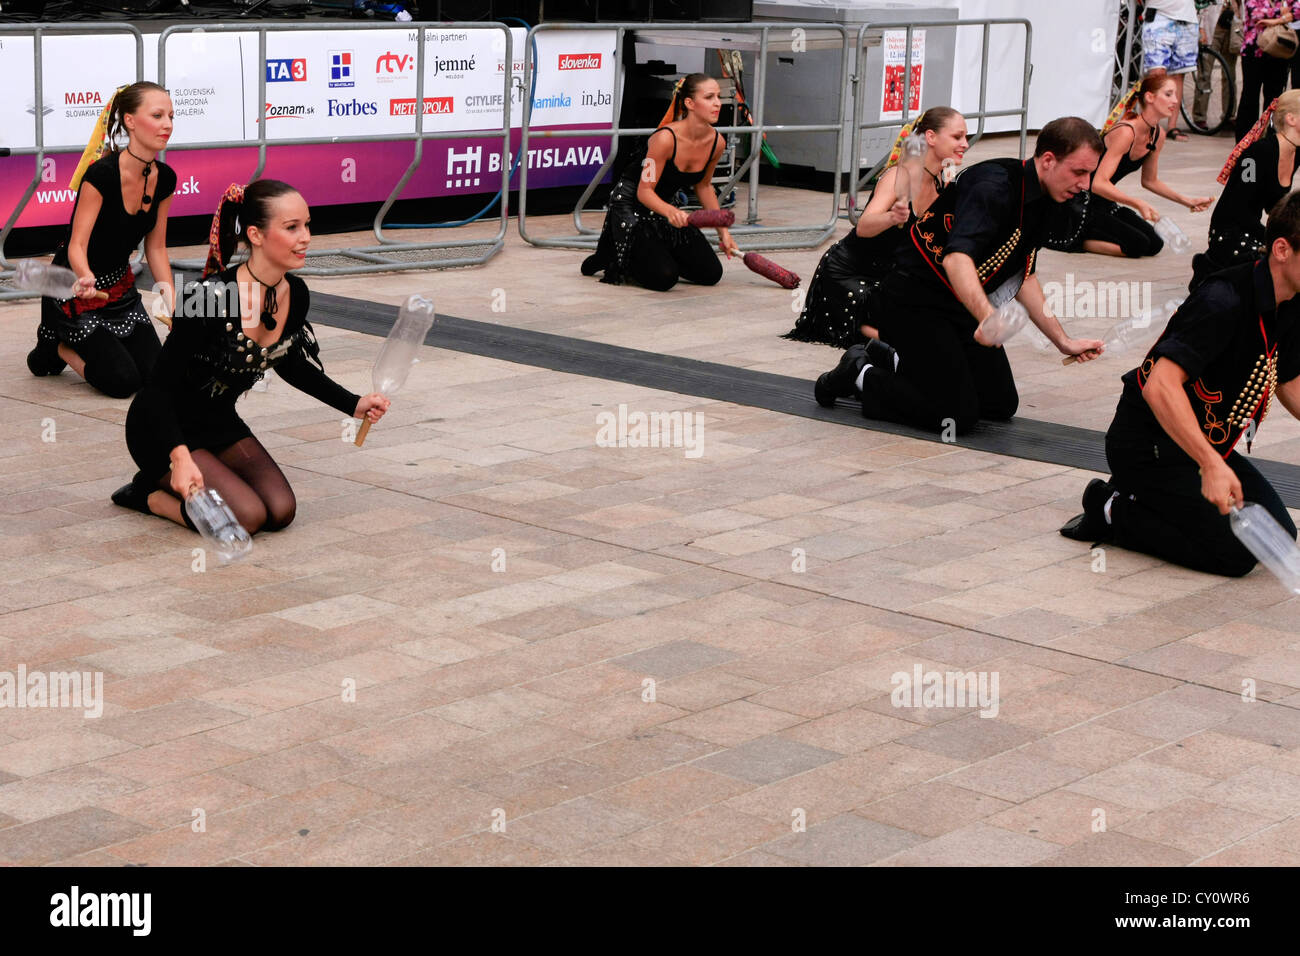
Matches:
[518,21,849,253]
[153,20,512,278]
[0,24,145,284]
[847,18,1031,224]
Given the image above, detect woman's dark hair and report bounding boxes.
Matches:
[1266,191,1300,250]
[913,106,961,138]
[107,81,169,149]
[671,73,716,121]
[204,179,300,277]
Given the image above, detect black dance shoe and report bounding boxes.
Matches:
[26,340,66,377]
[814,343,869,408]
[580,254,603,276]
[111,478,152,516]
[1059,478,1114,542]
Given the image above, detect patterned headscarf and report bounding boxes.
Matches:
[1102,79,1141,135]
[1219,97,1278,184]
[203,183,246,278]
[68,85,127,193]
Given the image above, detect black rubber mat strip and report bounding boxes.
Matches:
[310,290,1300,508]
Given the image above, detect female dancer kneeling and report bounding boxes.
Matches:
[111,180,390,533]
[1192,90,1300,288]
[785,106,966,348]
[581,73,737,289]
[1045,70,1212,258]
[27,82,177,397]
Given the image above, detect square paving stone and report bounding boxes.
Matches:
[693,735,840,785]
[765,813,925,866]
[612,640,737,680]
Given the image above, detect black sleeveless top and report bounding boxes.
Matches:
[616,127,720,204]
[1103,121,1157,186]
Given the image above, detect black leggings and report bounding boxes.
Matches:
[150,436,297,535]
[1237,54,1289,141]
[1087,203,1163,258]
[627,227,723,292]
[1106,420,1296,577]
[76,323,162,399]
[865,301,1019,435]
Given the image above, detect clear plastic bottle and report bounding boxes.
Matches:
[184,486,253,565]
[14,260,80,298]
[977,298,1029,346]
[1230,503,1300,593]
[1153,218,1191,254]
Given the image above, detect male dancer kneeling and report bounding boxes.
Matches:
[815,116,1105,433]
[1060,194,1300,577]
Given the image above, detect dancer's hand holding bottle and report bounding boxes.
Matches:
[169,446,204,498]
[355,393,391,426]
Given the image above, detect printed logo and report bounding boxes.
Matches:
[531,92,571,111]
[327,98,377,117]
[390,97,453,116]
[266,58,307,82]
[431,54,476,79]
[558,53,602,70]
[258,102,317,122]
[63,90,107,119]
[376,51,414,80]
[446,145,481,189]
[328,50,355,88]
[173,87,216,119]
[581,89,612,107]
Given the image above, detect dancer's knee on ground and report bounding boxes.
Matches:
[87,363,142,399]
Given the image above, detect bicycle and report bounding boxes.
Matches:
[1181,42,1236,135]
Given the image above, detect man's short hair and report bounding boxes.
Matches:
[1266,192,1300,250]
[1034,117,1104,160]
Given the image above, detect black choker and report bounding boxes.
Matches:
[125,146,154,207]
[244,262,281,330]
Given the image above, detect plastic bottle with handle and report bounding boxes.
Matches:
[1230,502,1300,594]
[355,293,436,447]
[184,486,253,565]
[14,260,107,300]
[894,131,927,207]
[1153,217,1191,254]
[975,298,1030,346]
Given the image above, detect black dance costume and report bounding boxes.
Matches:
[1065,260,1298,577]
[784,172,940,348]
[1192,133,1294,289]
[849,157,1050,435]
[121,267,359,531]
[1043,121,1163,259]
[30,151,177,397]
[581,127,723,291]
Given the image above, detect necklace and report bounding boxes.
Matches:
[243,260,283,331]
[124,146,154,208]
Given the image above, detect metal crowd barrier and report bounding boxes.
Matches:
[517,21,853,253]
[0,24,145,300]
[848,18,1032,223]
[157,21,513,277]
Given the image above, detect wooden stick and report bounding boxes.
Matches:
[354,417,373,447]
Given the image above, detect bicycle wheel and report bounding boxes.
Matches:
[1181,45,1235,135]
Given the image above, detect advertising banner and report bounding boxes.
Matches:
[0,26,618,229]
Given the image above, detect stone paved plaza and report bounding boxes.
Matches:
[1,130,1298,866]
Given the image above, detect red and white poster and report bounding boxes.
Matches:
[881,29,924,122]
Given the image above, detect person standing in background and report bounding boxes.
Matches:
[1237,0,1299,140]
[1142,0,1203,140]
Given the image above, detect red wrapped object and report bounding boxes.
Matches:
[687,209,735,228]
[743,252,800,289]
